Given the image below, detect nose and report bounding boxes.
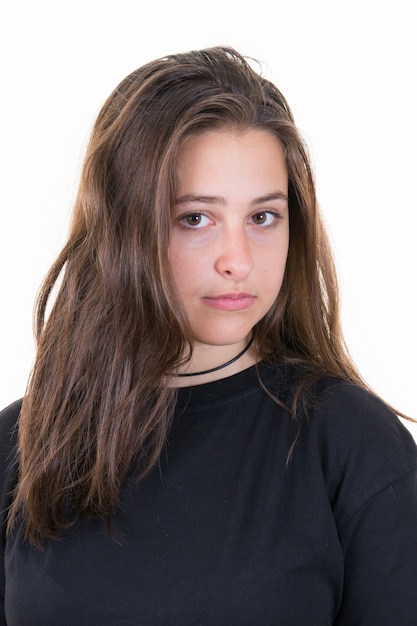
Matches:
[214,228,254,281]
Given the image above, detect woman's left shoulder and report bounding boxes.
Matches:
[313,378,414,442]
[307,378,417,505]
[311,378,416,456]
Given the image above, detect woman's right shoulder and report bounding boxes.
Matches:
[0,400,21,523]
[0,399,22,446]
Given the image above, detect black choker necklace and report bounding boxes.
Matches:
[176,336,254,378]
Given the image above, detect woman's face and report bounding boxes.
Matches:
[169,128,289,350]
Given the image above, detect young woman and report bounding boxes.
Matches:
[1,47,416,625]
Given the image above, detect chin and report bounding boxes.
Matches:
[192,330,253,348]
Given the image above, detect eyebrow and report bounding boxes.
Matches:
[175,191,288,206]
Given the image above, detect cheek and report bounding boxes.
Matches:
[263,257,288,305]
[168,246,201,295]
[168,254,183,291]
[260,242,288,277]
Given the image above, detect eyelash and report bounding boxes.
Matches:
[177,210,283,229]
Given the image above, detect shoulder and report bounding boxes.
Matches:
[0,400,21,545]
[311,379,416,460]
[0,399,21,446]
[303,379,417,525]
[0,400,21,493]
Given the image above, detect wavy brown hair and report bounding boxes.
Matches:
[10,47,374,545]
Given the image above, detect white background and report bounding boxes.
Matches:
[1,0,416,439]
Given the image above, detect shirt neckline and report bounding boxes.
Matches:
[175,360,280,409]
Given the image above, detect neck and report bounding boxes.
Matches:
[171,336,257,387]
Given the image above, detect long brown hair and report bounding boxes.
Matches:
[10,47,376,545]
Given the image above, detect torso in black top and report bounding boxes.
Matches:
[1,362,417,625]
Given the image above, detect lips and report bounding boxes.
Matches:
[202,293,256,311]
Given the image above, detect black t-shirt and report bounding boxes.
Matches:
[1,362,417,625]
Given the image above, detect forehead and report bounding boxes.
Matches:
[175,128,288,196]
[178,127,284,158]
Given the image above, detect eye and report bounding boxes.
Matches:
[179,212,211,228]
[250,211,280,226]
